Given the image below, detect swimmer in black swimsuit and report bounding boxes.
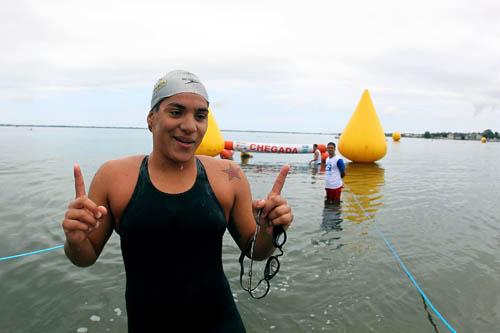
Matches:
[62,70,294,331]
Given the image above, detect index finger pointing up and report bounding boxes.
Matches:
[74,164,86,198]
[269,164,290,195]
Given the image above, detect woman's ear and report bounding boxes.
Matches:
[147,112,153,132]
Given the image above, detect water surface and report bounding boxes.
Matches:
[0,127,499,332]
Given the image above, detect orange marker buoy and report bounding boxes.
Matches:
[321,151,328,162]
[219,149,234,160]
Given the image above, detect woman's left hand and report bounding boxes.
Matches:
[252,165,293,231]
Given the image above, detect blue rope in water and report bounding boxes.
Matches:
[0,191,457,332]
[346,190,457,333]
[0,244,64,262]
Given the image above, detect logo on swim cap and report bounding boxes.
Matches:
[153,78,167,93]
[182,78,200,85]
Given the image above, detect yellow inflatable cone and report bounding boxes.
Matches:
[195,109,225,156]
[392,131,401,141]
[338,90,387,163]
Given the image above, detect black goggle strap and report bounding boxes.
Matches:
[239,209,286,299]
[240,253,269,298]
[239,238,254,290]
[249,279,270,299]
[238,251,246,288]
[239,214,261,291]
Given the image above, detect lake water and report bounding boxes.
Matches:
[0,126,499,332]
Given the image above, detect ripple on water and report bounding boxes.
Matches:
[2,132,500,332]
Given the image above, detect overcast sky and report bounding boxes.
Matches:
[1,0,499,133]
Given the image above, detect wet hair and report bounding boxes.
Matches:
[147,102,162,132]
[327,142,336,148]
[150,98,164,113]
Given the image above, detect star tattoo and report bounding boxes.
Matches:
[222,164,241,181]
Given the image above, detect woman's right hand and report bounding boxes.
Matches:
[62,164,107,244]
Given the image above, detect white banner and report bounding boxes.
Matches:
[228,141,315,154]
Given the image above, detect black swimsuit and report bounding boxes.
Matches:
[118,156,246,332]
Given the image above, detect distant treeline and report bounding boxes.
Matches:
[422,129,498,140]
[2,124,497,139]
[384,129,499,140]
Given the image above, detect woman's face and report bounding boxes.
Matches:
[148,92,209,163]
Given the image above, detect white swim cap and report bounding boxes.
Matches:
[150,70,209,110]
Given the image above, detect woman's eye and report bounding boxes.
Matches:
[196,113,208,120]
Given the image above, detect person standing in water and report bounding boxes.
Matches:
[240,151,253,165]
[309,143,322,167]
[61,70,293,332]
[325,142,345,203]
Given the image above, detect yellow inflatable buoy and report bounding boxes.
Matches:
[195,109,225,156]
[392,131,401,142]
[338,90,387,163]
[481,137,487,143]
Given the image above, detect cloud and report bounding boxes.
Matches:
[1,0,500,132]
[473,103,500,116]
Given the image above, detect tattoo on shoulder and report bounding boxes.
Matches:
[222,164,241,181]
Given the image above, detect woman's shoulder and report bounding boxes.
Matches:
[197,155,243,181]
[98,155,146,177]
[195,155,245,217]
[197,154,236,168]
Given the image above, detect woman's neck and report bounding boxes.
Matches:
[149,151,196,173]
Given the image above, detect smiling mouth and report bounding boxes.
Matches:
[174,137,195,145]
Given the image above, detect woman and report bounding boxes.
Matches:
[62,70,294,332]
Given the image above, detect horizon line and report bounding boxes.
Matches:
[0,123,490,135]
[0,123,338,135]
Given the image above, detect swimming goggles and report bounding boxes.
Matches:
[239,209,287,299]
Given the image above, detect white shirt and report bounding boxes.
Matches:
[325,155,343,189]
[313,149,322,165]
